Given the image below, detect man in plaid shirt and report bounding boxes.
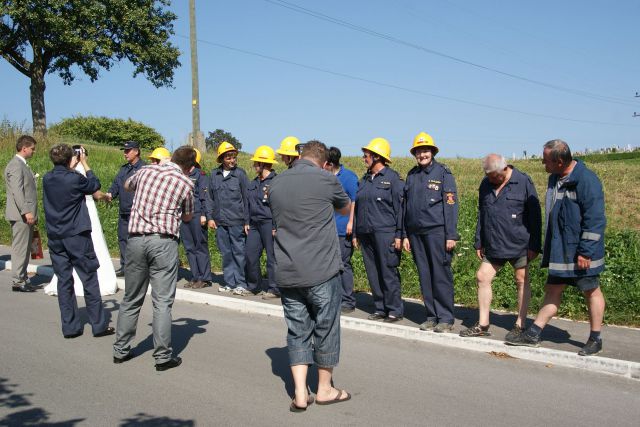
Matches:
[113,146,196,372]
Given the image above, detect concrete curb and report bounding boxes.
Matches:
[4,259,639,380]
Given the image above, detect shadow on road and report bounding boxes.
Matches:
[132,317,208,358]
[119,413,194,426]
[265,346,319,398]
[0,377,85,426]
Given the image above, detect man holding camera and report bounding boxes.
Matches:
[43,144,114,339]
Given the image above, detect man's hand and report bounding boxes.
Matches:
[402,238,411,252]
[200,216,206,226]
[346,220,353,236]
[394,238,402,251]
[104,192,113,202]
[527,250,539,262]
[577,254,591,270]
[272,229,276,237]
[352,238,359,250]
[476,248,484,261]
[446,240,457,252]
[24,212,35,225]
[207,220,217,230]
[244,225,250,235]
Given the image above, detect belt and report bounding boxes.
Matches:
[130,233,178,241]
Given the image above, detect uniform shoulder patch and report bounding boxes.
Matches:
[446,192,456,205]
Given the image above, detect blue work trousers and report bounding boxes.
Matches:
[180,218,213,282]
[48,231,109,336]
[117,214,130,269]
[408,226,454,324]
[245,221,278,294]
[339,236,355,309]
[358,232,403,317]
[216,225,247,288]
[280,274,342,368]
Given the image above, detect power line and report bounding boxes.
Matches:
[175,34,639,128]
[262,0,640,107]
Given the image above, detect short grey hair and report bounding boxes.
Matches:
[543,139,572,164]
[482,153,507,174]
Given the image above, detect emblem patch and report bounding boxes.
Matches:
[446,192,456,205]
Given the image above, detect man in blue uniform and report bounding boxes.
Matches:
[43,144,114,338]
[182,149,213,289]
[354,137,405,323]
[206,142,250,295]
[507,140,606,356]
[106,141,145,276]
[245,146,279,298]
[460,154,541,339]
[324,146,358,313]
[403,132,459,333]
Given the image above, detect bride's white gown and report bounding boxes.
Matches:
[44,163,118,297]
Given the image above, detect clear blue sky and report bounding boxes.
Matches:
[2,0,639,158]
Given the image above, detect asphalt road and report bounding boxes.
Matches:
[1,270,639,426]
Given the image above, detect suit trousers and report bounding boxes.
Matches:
[114,234,178,363]
[48,232,109,336]
[10,220,33,283]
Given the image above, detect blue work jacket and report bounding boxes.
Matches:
[474,167,542,258]
[403,161,459,240]
[188,167,208,217]
[541,160,606,277]
[108,159,145,215]
[206,166,250,226]
[248,171,276,225]
[354,166,404,238]
[43,165,101,239]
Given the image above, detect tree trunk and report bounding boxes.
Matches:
[29,54,47,138]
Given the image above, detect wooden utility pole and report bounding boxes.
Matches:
[189,0,206,151]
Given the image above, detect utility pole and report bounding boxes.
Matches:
[189,0,206,151]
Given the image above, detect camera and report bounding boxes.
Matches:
[72,145,87,158]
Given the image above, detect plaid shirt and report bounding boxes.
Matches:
[126,162,194,238]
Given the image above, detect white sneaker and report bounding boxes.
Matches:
[218,285,232,293]
[233,287,250,296]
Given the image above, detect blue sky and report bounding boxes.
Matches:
[2,0,639,158]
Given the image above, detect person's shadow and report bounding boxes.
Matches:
[265,347,319,397]
[132,318,208,357]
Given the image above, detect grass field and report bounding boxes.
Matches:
[1,125,639,326]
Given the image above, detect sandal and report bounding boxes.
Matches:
[316,389,351,405]
[289,394,314,412]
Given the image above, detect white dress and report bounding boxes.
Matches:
[44,163,118,297]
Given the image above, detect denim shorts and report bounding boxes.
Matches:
[547,274,600,291]
[280,274,342,368]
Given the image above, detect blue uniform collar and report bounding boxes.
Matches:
[215,166,238,177]
[257,170,276,182]
[419,160,437,174]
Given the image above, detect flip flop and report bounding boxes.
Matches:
[289,394,315,413]
[316,389,351,405]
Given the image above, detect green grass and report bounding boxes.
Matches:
[1,127,639,326]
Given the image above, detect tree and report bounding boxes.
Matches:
[205,129,242,152]
[0,0,181,136]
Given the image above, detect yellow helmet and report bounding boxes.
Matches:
[217,141,237,162]
[276,136,300,157]
[148,147,171,161]
[250,145,278,164]
[194,148,202,167]
[410,132,439,155]
[362,137,392,163]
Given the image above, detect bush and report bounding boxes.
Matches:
[50,116,164,149]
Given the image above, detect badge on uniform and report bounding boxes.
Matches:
[446,192,456,205]
[427,183,439,191]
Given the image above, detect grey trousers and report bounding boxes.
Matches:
[113,235,178,363]
[10,220,33,284]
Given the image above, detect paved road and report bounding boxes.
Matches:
[1,271,639,426]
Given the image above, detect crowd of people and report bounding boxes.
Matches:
[5,133,607,410]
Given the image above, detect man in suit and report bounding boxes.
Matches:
[43,144,114,339]
[4,135,38,292]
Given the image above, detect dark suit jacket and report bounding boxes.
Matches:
[4,155,37,222]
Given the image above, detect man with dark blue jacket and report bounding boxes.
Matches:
[507,140,606,356]
[460,154,541,340]
[43,144,114,339]
[106,141,145,276]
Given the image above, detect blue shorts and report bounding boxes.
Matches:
[547,274,600,291]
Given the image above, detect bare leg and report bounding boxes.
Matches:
[514,266,531,328]
[291,364,309,408]
[583,287,605,332]
[533,284,565,330]
[316,367,349,402]
[476,262,498,327]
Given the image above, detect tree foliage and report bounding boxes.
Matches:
[50,115,165,149]
[205,129,242,152]
[0,0,181,135]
